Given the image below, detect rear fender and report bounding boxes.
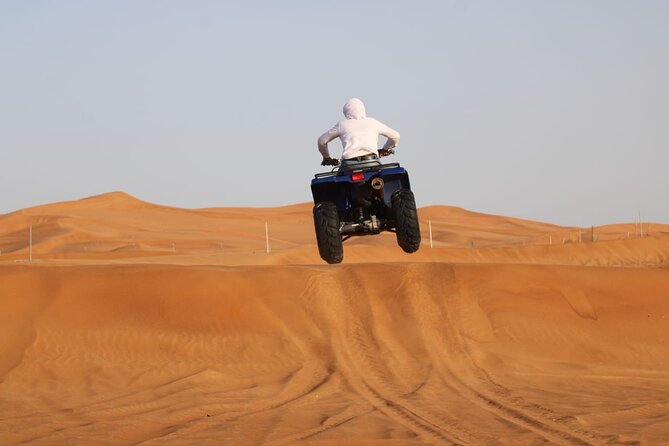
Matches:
[311,164,412,211]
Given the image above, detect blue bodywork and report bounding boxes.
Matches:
[311,163,411,217]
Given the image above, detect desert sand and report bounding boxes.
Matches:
[1,192,669,445]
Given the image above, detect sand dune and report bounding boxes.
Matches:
[1,193,669,445]
[2,192,667,267]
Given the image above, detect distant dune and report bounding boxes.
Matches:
[1,193,668,445]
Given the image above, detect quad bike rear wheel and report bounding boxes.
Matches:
[313,202,343,264]
[392,189,421,253]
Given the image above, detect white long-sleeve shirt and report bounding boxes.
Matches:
[318,98,400,160]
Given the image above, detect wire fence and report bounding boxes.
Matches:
[1,221,669,262]
[424,228,669,249]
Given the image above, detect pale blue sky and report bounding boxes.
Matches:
[1,1,667,226]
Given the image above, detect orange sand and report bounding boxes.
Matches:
[1,192,668,445]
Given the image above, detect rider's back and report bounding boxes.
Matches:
[318,98,400,161]
[337,117,392,159]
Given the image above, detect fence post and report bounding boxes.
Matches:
[29,225,33,262]
[265,222,270,254]
[429,220,433,248]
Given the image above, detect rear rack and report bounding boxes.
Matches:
[314,162,401,179]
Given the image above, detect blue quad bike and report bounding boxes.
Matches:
[311,151,421,264]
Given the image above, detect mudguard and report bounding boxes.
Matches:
[311,163,411,211]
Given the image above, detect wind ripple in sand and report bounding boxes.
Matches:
[1,263,668,444]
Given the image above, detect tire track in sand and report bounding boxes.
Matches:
[400,262,639,446]
[311,268,489,445]
[268,404,375,445]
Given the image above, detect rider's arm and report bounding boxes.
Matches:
[378,122,400,150]
[318,123,340,158]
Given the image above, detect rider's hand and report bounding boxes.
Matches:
[321,157,340,166]
[379,148,394,157]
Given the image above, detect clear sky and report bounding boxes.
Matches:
[1,1,667,226]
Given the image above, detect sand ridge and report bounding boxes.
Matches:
[1,193,668,445]
[1,191,667,267]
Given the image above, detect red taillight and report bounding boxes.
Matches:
[351,172,365,181]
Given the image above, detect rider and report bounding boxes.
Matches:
[318,98,400,171]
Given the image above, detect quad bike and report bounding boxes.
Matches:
[311,150,421,264]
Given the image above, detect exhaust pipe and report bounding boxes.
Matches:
[370,177,385,197]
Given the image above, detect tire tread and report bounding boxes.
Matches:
[392,189,421,253]
[313,202,344,264]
